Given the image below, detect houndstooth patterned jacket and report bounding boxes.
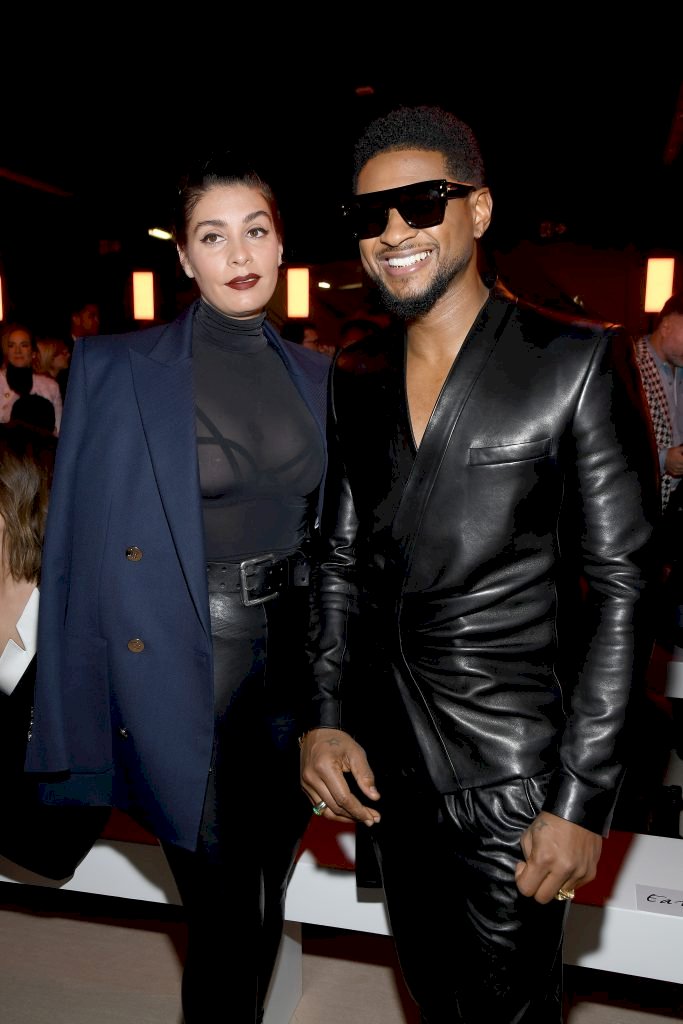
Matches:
[636,335,673,510]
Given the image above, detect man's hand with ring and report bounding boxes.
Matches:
[300,728,381,826]
[515,811,602,904]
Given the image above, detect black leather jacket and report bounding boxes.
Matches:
[307,292,659,837]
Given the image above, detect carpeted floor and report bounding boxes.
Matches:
[1,883,682,1023]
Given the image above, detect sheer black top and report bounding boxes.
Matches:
[192,300,324,562]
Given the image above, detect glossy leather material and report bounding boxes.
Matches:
[206,551,310,605]
[308,292,659,837]
[163,583,311,1024]
[372,762,568,1023]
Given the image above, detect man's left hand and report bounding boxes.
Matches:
[514,811,602,904]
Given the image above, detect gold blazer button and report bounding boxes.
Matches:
[127,638,145,653]
[126,546,143,561]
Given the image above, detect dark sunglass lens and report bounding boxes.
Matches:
[351,201,387,239]
[400,188,445,229]
[346,183,449,238]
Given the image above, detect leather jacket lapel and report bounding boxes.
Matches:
[392,296,514,576]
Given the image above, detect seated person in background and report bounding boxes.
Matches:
[635,292,683,764]
[10,394,57,435]
[635,290,683,516]
[0,422,55,738]
[280,318,336,356]
[0,422,105,878]
[35,336,72,401]
[69,299,101,347]
[0,323,62,434]
[338,317,382,349]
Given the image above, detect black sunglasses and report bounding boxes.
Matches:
[341,179,477,240]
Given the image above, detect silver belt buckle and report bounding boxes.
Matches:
[239,553,279,606]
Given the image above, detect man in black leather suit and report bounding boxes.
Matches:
[300,106,659,1022]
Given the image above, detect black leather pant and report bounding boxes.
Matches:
[161,580,311,1024]
[368,764,570,1024]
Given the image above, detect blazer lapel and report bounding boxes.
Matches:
[130,306,211,639]
[392,295,514,573]
[264,322,330,520]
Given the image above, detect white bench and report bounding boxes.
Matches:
[2,820,683,1023]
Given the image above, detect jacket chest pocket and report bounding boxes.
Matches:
[468,437,551,466]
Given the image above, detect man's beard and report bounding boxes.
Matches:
[368,247,472,320]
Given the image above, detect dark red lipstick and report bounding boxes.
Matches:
[227,275,260,290]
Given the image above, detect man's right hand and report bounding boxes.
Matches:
[300,728,381,826]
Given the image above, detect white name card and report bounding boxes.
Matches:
[636,884,683,917]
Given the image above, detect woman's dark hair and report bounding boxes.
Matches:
[10,394,56,435]
[352,105,486,190]
[0,422,56,583]
[174,151,283,249]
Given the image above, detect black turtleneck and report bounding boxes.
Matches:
[6,364,33,396]
[192,300,324,562]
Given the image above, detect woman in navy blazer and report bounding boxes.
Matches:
[26,153,330,1023]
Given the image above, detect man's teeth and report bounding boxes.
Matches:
[387,251,430,268]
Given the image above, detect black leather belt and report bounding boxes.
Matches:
[206,551,310,606]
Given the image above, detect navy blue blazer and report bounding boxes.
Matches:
[25,301,330,849]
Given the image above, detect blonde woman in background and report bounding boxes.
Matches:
[35,336,71,402]
[0,324,62,434]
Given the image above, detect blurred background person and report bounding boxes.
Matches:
[0,422,54,838]
[0,323,62,434]
[35,336,72,402]
[9,394,57,435]
[635,291,683,517]
[0,424,51,715]
[0,422,107,878]
[278,319,306,346]
[280,317,336,356]
[68,299,101,348]
[338,316,382,349]
[25,151,330,1024]
[636,292,683,792]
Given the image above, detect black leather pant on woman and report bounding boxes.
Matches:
[162,568,311,1024]
[368,759,570,1024]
